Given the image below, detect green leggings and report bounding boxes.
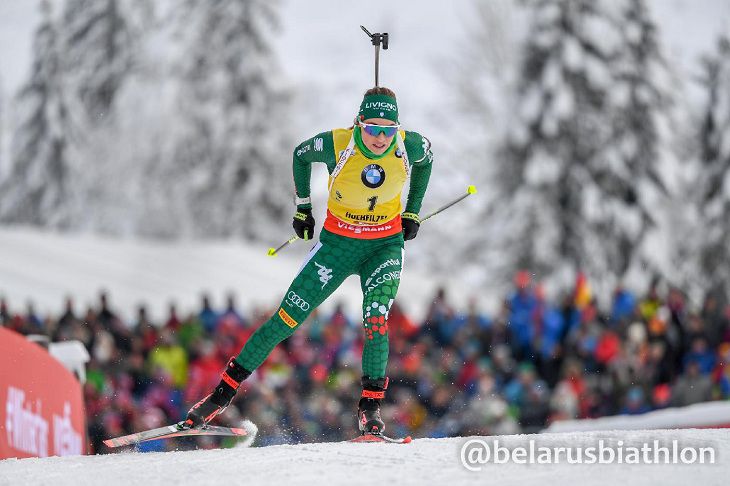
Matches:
[236,228,404,379]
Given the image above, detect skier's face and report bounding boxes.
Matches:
[359,118,398,155]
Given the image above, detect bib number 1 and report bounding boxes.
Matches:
[367,196,378,212]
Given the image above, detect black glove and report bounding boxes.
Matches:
[401,212,420,241]
[293,208,315,240]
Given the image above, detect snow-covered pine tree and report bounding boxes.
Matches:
[165,0,291,240]
[0,1,75,227]
[490,0,679,295]
[60,0,134,122]
[420,1,526,289]
[56,0,146,234]
[698,31,730,299]
[602,0,682,289]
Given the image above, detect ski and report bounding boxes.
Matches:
[103,422,249,448]
[349,433,412,444]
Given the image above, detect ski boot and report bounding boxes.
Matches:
[183,357,251,429]
[357,376,388,435]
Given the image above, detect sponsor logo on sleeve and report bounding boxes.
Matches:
[296,144,311,157]
[422,136,433,164]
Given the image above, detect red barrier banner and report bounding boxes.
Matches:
[0,327,86,458]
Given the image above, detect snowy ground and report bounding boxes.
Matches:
[0,225,483,323]
[0,428,727,486]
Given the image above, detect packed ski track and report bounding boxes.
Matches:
[1,428,727,486]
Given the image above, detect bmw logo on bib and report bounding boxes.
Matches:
[361,164,386,189]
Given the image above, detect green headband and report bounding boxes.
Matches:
[358,93,399,123]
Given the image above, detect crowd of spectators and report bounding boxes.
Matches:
[2,271,730,454]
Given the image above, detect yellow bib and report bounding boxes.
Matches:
[327,128,408,225]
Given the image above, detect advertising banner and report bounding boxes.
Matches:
[0,327,86,458]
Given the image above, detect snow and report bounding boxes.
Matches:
[582,13,623,57]
[546,401,730,432]
[562,37,584,72]
[0,225,483,323]
[0,428,727,485]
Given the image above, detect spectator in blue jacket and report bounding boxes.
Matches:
[682,337,716,374]
[198,294,219,333]
[507,271,538,361]
[611,285,636,325]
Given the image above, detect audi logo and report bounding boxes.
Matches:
[286,291,310,311]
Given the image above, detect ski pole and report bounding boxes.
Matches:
[267,185,477,257]
[267,235,299,257]
[421,185,478,222]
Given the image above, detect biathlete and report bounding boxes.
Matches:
[185,86,433,436]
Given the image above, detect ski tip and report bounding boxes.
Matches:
[467,185,477,195]
[103,437,134,448]
[403,436,413,444]
[267,248,277,257]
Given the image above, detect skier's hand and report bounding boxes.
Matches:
[401,212,420,241]
[293,208,315,240]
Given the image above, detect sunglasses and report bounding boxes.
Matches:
[359,122,400,138]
